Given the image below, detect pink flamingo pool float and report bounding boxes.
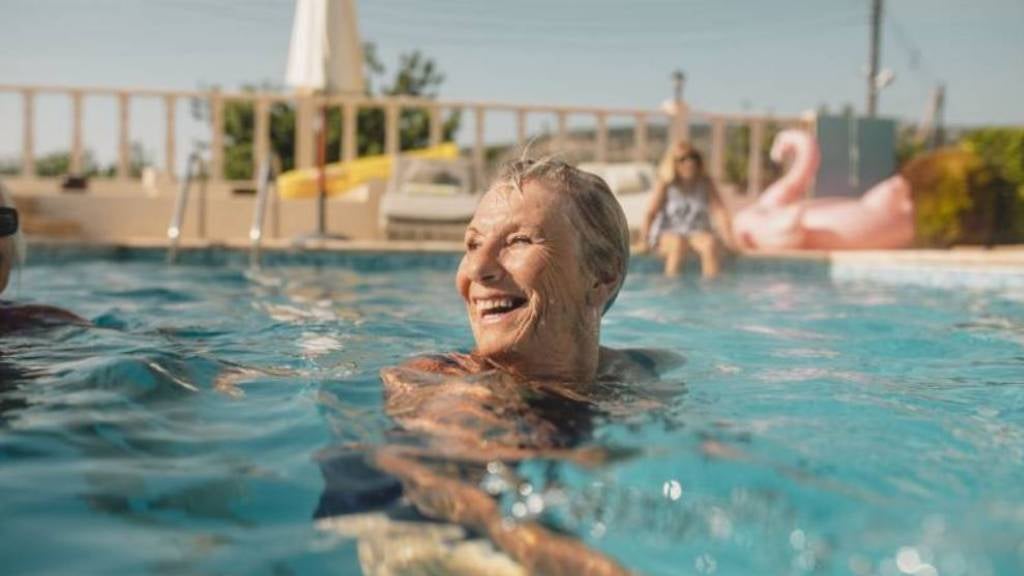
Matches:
[732,130,914,251]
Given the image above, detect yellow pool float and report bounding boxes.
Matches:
[277,143,460,199]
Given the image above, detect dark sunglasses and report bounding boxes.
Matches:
[674,153,698,163]
[0,207,19,238]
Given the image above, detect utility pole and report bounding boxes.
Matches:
[866,0,883,116]
[932,83,946,148]
[914,83,947,149]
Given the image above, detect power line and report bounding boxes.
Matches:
[362,1,865,36]
[359,8,868,52]
[886,13,937,87]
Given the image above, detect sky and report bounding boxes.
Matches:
[1,0,1021,167]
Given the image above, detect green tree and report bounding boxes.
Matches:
[206,45,460,180]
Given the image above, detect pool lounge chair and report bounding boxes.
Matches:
[379,157,482,241]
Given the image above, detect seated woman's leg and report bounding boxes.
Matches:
[688,231,720,279]
[659,233,688,277]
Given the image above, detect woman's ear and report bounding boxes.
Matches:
[587,270,619,311]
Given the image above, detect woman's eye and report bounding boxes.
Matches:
[465,238,481,251]
[509,235,532,246]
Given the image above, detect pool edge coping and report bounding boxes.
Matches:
[25,237,1024,268]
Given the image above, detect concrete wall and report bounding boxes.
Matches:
[7,177,384,242]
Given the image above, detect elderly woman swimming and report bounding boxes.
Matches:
[339,159,682,575]
[394,157,642,383]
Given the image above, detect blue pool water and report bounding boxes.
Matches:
[1,249,1022,575]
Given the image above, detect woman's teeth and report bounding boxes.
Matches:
[476,297,524,315]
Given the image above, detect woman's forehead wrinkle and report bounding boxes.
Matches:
[470,194,514,235]
[471,178,580,241]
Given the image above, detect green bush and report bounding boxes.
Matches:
[0,148,144,179]
[903,146,1021,247]
[960,128,1024,241]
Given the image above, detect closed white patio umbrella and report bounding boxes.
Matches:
[286,0,365,241]
[287,0,364,95]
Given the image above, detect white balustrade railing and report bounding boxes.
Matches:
[0,83,807,196]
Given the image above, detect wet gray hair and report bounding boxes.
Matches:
[0,181,25,265]
[491,158,630,314]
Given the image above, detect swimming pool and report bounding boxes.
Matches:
[2,248,1022,575]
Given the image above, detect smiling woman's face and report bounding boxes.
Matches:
[456,180,601,366]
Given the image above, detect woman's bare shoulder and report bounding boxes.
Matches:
[0,301,88,334]
[379,352,485,394]
[383,352,481,376]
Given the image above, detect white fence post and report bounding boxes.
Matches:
[164,94,176,182]
[633,112,647,163]
[117,91,131,179]
[747,119,764,196]
[70,90,84,175]
[595,111,608,163]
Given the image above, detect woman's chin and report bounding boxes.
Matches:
[473,325,535,362]
[474,337,518,360]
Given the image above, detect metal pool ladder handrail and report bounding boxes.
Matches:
[249,156,277,268]
[166,150,208,263]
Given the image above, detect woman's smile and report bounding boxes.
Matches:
[472,293,529,324]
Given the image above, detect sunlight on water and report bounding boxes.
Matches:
[1,252,1022,575]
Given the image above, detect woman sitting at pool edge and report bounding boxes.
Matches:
[365,158,683,575]
[636,142,734,278]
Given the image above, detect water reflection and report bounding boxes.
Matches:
[5,259,1024,574]
[314,353,687,575]
[0,317,317,573]
[0,356,32,425]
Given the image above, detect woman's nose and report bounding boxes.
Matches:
[466,245,504,283]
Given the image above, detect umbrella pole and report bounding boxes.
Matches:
[295,103,347,245]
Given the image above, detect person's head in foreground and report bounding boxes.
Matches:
[658,141,706,185]
[0,183,25,295]
[456,158,630,383]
